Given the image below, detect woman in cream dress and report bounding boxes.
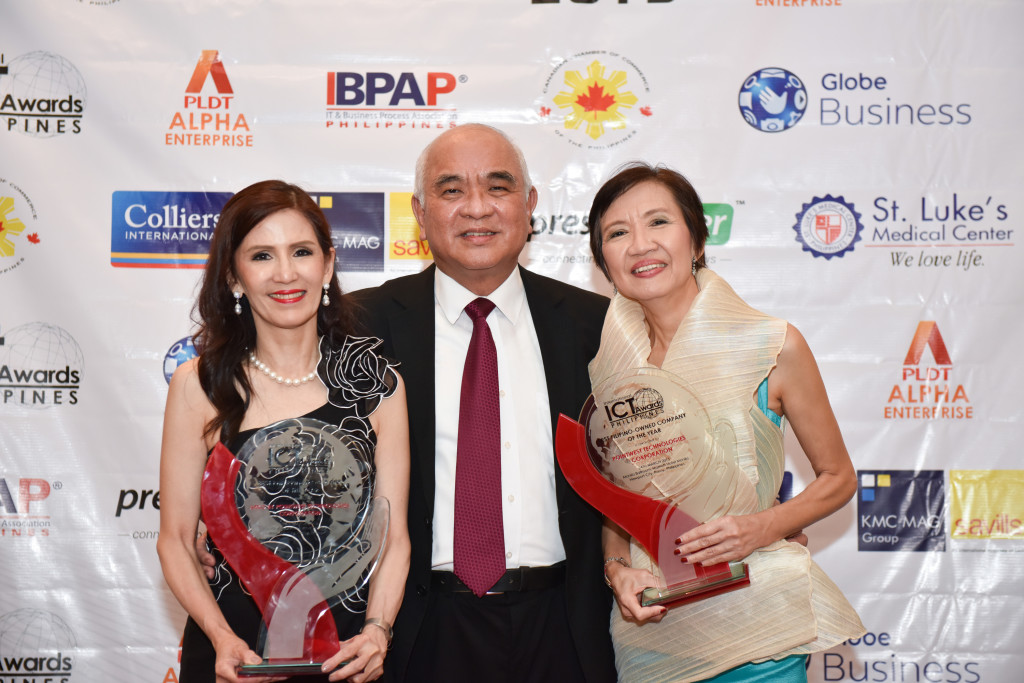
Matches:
[588,164,864,682]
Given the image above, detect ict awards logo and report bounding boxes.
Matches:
[793,195,862,259]
[0,609,76,680]
[540,51,651,149]
[738,67,807,133]
[0,51,86,137]
[0,322,83,408]
[1,178,40,277]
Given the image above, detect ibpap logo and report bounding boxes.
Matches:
[167,50,253,148]
[540,51,651,149]
[950,470,1023,540]
[738,67,807,133]
[0,477,55,538]
[885,321,972,420]
[0,322,82,409]
[0,177,40,277]
[0,609,76,678]
[309,192,386,272]
[326,70,463,130]
[0,51,86,137]
[792,195,862,259]
[858,470,945,552]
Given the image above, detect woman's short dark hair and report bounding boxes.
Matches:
[588,163,708,281]
[193,180,356,442]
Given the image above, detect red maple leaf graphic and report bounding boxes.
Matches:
[539,106,551,117]
[27,233,40,244]
[640,106,653,117]
[576,83,615,113]
[0,220,4,233]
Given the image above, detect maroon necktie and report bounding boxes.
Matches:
[453,297,505,597]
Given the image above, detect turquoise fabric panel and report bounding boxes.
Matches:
[701,654,808,683]
[756,378,783,427]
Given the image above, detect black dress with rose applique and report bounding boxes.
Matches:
[178,336,399,683]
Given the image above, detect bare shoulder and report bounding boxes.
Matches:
[166,357,216,433]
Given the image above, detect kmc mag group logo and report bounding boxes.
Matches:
[167,50,252,148]
[0,322,82,408]
[1,178,40,277]
[0,609,76,680]
[885,321,972,421]
[0,51,86,137]
[540,51,651,150]
[326,69,464,130]
[858,470,945,552]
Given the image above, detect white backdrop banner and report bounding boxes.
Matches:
[1,1,1021,681]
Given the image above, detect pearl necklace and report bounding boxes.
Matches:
[248,351,319,386]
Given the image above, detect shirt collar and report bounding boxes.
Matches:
[435,266,526,326]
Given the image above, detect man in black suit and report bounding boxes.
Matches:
[350,123,614,682]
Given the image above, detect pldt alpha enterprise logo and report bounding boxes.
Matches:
[540,51,651,150]
[858,470,945,551]
[166,50,252,148]
[885,321,972,421]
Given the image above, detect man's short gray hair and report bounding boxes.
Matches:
[413,123,533,203]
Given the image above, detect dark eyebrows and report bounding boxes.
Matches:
[432,173,463,189]
[430,170,519,190]
[488,170,517,187]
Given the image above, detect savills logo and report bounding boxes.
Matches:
[884,321,972,420]
[166,50,252,148]
[950,470,1024,540]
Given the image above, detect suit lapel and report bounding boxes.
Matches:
[386,266,438,513]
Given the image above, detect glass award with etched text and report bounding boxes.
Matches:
[201,417,389,677]
[556,368,750,608]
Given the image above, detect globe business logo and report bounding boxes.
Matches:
[0,51,87,137]
[0,609,76,679]
[0,322,83,408]
[163,336,198,384]
[738,67,807,133]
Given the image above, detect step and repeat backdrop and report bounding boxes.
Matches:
[2,0,1021,681]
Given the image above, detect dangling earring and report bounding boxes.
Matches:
[321,284,330,307]
[691,257,697,277]
[233,291,243,315]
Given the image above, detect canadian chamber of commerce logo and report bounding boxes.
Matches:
[1,177,40,277]
[0,609,76,679]
[0,476,54,538]
[540,51,651,149]
[167,50,252,148]
[739,67,972,132]
[738,67,807,133]
[110,191,231,268]
[0,51,86,137]
[949,470,1023,540]
[885,321,972,420]
[0,322,82,408]
[163,336,198,383]
[857,470,945,552]
[792,195,862,259]
[326,69,463,130]
[309,192,386,271]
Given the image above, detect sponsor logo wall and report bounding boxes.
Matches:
[1,2,1020,681]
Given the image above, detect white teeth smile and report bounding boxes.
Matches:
[463,232,496,237]
[632,263,665,274]
[270,292,304,301]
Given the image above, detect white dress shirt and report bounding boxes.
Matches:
[430,267,566,571]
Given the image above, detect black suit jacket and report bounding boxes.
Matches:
[349,265,615,683]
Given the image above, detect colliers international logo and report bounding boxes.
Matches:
[793,195,862,259]
[166,50,253,148]
[1,178,40,277]
[0,51,86,137]
[110,191,232,268]
[540,51,651,149]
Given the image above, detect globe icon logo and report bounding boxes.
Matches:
[0,608,77,657]
[0,51,87,138]
[0,322,83,410]
[738,67,807,133]
[163,336,198,383]
[632,388,664,415]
